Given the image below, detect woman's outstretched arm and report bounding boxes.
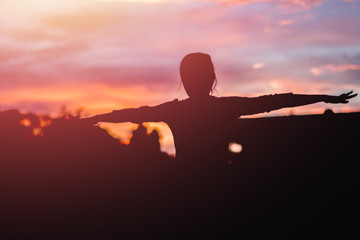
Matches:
[81,100,174,125]
[235,91,357,116]
[275,91,357,106]
[82,107,147,125]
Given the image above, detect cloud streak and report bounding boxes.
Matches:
[310,64,360,76]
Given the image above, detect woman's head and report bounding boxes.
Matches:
[180,53,217,98]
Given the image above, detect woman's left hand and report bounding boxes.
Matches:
[325,91,357,103]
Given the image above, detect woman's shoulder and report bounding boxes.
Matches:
[217,95,246,100]
[155,96,247,109]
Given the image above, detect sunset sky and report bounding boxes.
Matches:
[1,0,359,154]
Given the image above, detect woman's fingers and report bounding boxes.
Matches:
[345,93,357,99]
[341,91,357,100]
[348,93,357,99]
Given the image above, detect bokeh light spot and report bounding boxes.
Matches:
[229,142,242,153]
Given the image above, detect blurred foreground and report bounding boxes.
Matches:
[0,110,359,239]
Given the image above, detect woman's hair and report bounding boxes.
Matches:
[180,53,217,98]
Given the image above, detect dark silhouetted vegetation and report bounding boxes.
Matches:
[0,109,359,239]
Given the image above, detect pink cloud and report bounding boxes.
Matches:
[277,19,295,26]
[280,0,323,9]
[206,0,323,9]
[253,63,266,69]
[310,64,360,76]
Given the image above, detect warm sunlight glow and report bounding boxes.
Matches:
[32,127,44,137]
[229,142,242,153]
[39,117,53,128]
[19,119,32,127]
[100,122,175,155]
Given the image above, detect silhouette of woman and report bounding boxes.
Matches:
[83,53,357,166]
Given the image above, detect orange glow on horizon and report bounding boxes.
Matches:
[19,116,50,137]
[0,83,173,117]
[39,117,52,128]
[20,118,32,127]
[100,122,175,155]
[32,127,44,137]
